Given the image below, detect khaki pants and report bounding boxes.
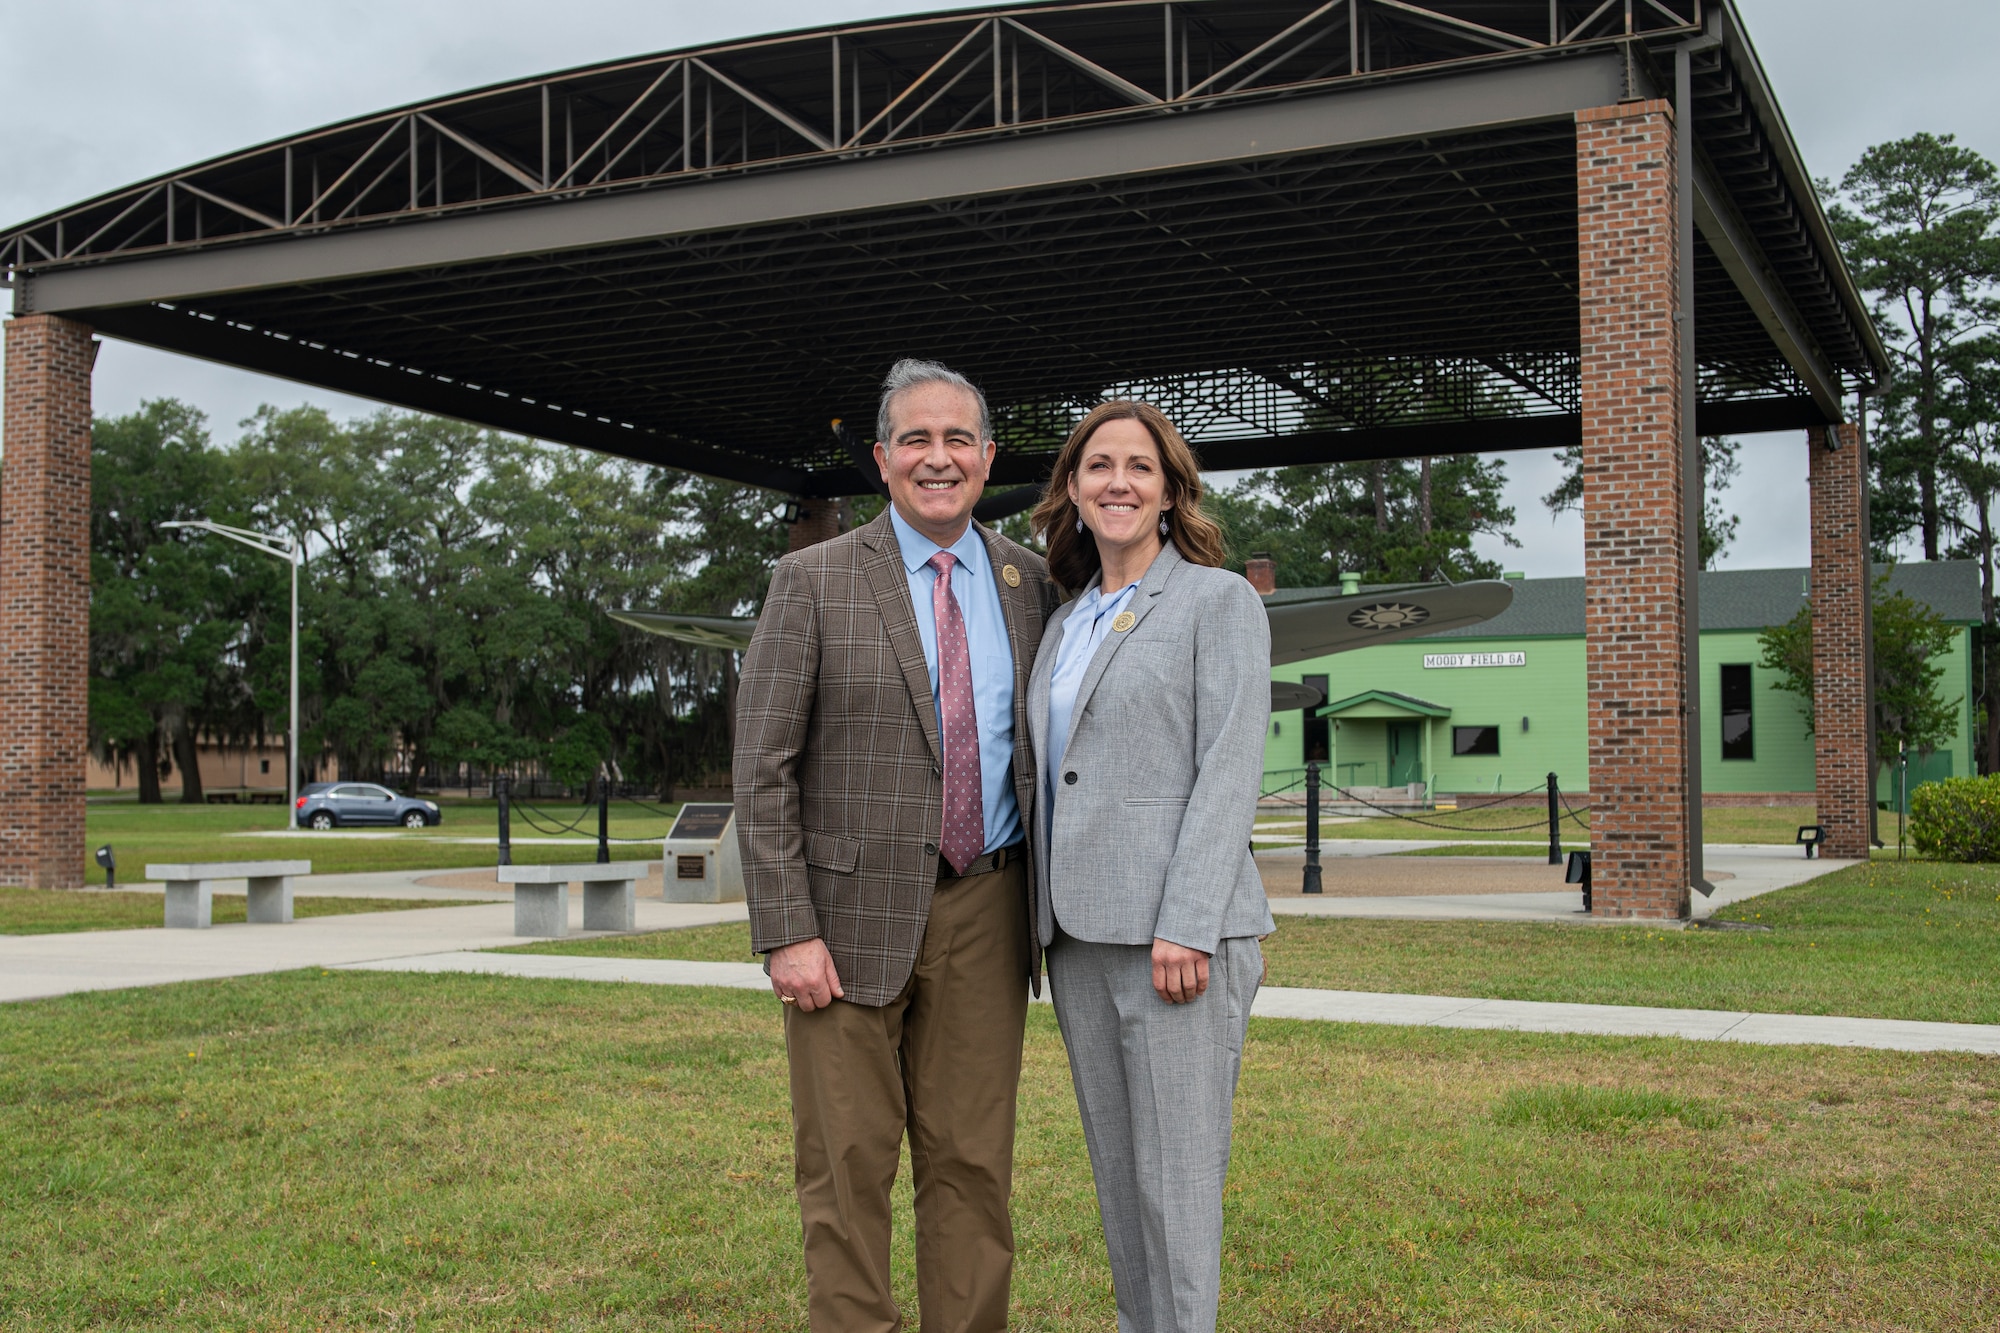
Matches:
[784,858,1030,1333]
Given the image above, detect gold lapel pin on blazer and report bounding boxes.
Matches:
[1001,563,1021,588]
[1111,611,1136,633]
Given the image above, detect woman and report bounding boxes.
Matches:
[1027,400,1273,1333]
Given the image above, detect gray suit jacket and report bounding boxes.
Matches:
[734,509,1060,1006]
[1026,542,1275,955]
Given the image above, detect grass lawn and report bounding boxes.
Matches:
[1251,858,2000,1024]
[1256,803,1816,846]
[81,798,683,885]
[0,888,479,936]
[3,970,1995,1330]
[514,861,2000,1026]
[494,924,763,963]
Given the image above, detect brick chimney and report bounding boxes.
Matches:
[1244,552,1277,595]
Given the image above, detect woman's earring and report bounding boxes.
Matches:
[1159,515,1170,536]
[1075,517,1085,534]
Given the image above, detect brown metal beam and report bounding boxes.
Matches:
[22,53,1624,315]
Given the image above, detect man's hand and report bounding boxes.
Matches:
[770,938,845,1012]
[1151,938,1210,1004]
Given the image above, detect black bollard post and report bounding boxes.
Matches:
[1897,741,1909,861]
[496,773,512,867]
[1302,762,1323,894]
[596,769,611,865]
[1547,772,1562,866]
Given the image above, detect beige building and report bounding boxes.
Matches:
[89,738,293,800]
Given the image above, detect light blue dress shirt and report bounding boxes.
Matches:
[888,506,1021,854]
[1044,578,1142,799]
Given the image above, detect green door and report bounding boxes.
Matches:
[1387,720,1422,787]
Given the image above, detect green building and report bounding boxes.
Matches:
[1263,562,1983,801]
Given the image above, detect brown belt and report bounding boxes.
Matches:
[938,841,1023,880]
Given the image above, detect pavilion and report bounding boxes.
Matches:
[0,0,1889,915]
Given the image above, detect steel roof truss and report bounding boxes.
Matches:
[1691,159,1842,419]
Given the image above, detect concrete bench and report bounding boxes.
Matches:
[496,862,650,937]
[146,861,313,929]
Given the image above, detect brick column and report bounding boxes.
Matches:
[1244,553,1277,595]
[1577,100,1691,919]
[0,314,94,889]
[785,497,846,552]
[1810,422,1871,858]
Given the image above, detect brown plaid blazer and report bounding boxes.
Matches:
[735,509,1059,1007]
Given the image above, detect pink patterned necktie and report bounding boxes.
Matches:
[929,552,985,875]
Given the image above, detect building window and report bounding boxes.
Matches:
[260,759,270,774]
[1453,726,1500,756]
[1301,674,1330,764]
[1720,663,1754,760]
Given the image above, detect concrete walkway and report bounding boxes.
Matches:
[339,951,2000,1056]
[0,898,749,1004]
[8,886,1994,1054]
[9,846,1958,1056]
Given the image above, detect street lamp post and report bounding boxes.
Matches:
[161,520,303,827]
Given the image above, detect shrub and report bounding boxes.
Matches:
[1909,774,2000,862]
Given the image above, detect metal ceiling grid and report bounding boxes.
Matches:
[181,126,1582,463]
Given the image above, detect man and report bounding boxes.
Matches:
[735,358,1058,1332]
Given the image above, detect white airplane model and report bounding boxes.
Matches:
[613,578,1513,713]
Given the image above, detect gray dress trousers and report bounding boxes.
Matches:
[1047,932,1262,1333]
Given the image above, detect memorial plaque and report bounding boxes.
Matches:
[668,803,733,840]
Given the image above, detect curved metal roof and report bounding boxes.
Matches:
[3,0,1886,494]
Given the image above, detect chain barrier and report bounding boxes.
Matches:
[509,800,597,837]
[1262,773,1597,835]
[504,792,689,846]
[1300,782,1556,832]
[1325,792,1555,832]
[509,775,1598,863]
[616,795,683,819]
[1440,786,1565,814]
[1261,772,1308,800]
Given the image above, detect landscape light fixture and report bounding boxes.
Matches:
[160,520,303,827]
[1564,849,1592,913]
[1796,825,1825,859]
[94,844,116,888]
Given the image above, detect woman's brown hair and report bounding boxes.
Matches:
[1030,400,1227,595]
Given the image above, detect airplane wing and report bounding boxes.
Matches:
[611,578,1514,711]
[1264,580,1514,666]
[607,609,758,652]
[1270,680,1327,712]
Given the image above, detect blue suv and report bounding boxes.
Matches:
[296,782,441,829]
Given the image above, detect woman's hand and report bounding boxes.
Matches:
[1151,938,1210,1004]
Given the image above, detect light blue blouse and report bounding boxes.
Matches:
[1044,578,1142,792]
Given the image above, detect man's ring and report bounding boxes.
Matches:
[780,994,797,1005]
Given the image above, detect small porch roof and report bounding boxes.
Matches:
[1313,690,1452,720]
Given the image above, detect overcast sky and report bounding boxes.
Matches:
[4,0,1995,576]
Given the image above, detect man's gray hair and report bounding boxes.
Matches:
[877,358,992,444]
